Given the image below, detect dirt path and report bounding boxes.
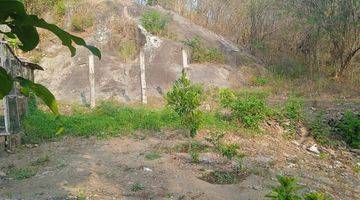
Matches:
[0,130,359,200]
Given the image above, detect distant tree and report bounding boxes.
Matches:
[286,0,360,78]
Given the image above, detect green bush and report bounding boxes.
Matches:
[218,143,239,160]
[7,166,37,180]
[308,112,333,146]
[336,111,360,149]
[252,76,269,86]
[304,192,333,200]
[284,97,304,123]
[220,90,270,128]
[131,183,144,192]
[184,37,225,63]
[266,175,333,200]
[219,88,236,108]
[140,10,171,35]
[266,175,303,200]
[166,71,204,137]
[190,150,200,163]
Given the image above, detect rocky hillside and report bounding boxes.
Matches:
[33,0,263,103]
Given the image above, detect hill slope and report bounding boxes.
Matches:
[34,0,263,103]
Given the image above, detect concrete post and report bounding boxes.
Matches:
[182,48,189,69]
[140,50,147,104]
[89,54,96,108]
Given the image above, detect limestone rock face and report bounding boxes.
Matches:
[35,0,262,104]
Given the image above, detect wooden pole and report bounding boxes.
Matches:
[89,54,96,108]
[140,50,147,104]
[182,48,188,69]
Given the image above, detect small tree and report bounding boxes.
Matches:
[166,70,203,138]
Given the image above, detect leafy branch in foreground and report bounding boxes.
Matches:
[0,0,101,114]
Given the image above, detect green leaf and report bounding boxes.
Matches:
[0,67,13,99]
[14,15,101,59]
[0,0,101,59]
[0,0,27,21]
[9,24,39,52]
[15,77,59,116]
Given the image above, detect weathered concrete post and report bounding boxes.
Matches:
[140,50,147,104]
[182,48,189,69]
[89,54,96,108]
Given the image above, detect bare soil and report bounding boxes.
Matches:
[0,127,359,200]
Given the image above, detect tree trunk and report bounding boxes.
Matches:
[335,46,360,78]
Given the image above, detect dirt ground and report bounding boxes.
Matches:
[0,126,359,200]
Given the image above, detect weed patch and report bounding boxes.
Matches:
[183,37,225,63]
[7,166,37,180]
[199,170,247,185]
[172,141,209,153]
[31,155,50,166]
[219,89,271,128]
[218,143,239,160]
[251,76,269,86]
[336,111,360,149]
[267,175,333,200]
[145,152,161,160]
[22,101,181,143]
[190,150,200,163]
[140,10,171,35]
[71,11,93,32]
[131,183,144,192]
[118,40,138,62]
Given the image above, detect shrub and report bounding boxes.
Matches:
[218,143,239,160]
[183,37,225,63]
[166,71,204,138]
[336,111,360,149]
[211,171,236,184]
[71,12,93,32]
[266,175,333,200]
[218,88,236,108]
[190,150,200,163]
[7,166,37,180]
[266,175,303,200]
[220,90,270,128]
[131,183,144,192]
[140,10,171,35]
[205,131,225,147]
[304,192,333,200]
[118,40,138,61]
[54,0,66,16]
[308,112,333,146]
[284,97,304,123]
[252,76,269,86]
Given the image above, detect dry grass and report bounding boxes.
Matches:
[108,18,139,62]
